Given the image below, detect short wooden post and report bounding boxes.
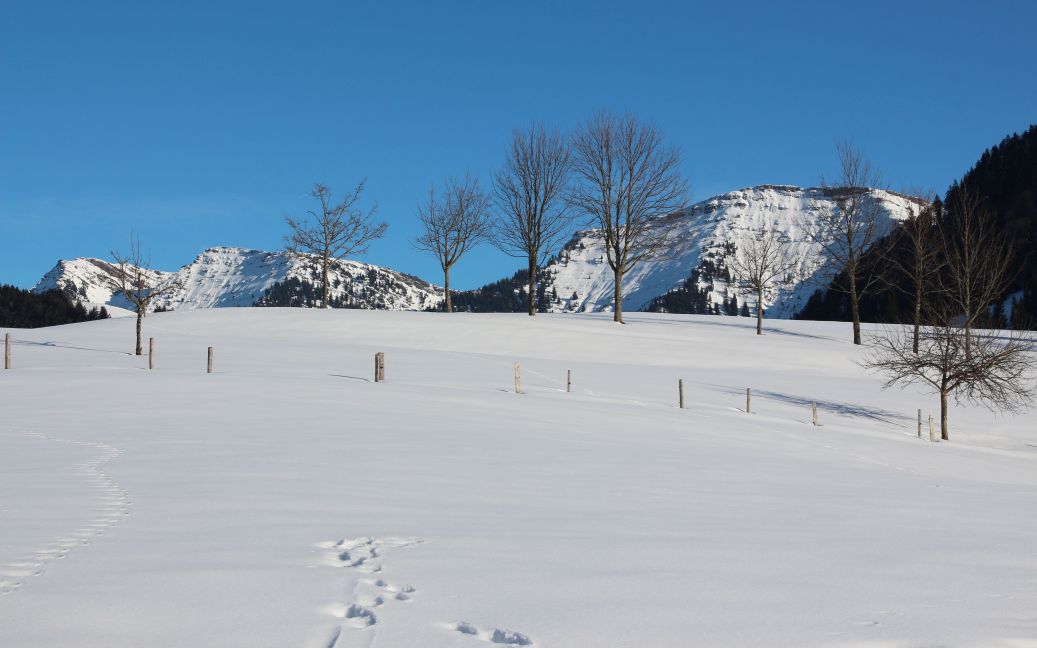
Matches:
[148,337,155,370]
[678,379,685,409]
[566,369,572,393]
[207,346,214,374]
[746,387,751,414]
[374,352,385,382]
[929,414,937,442]
[917,409,922,438]
[514,362,521,394]
[4,333,10,370]
[811,401,818,426]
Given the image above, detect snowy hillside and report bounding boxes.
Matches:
[542,185,926,317]
[34,247,443,312]
[1,310,1035,647]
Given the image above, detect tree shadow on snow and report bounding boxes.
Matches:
[707,383,910,427]
[17,340,133,356]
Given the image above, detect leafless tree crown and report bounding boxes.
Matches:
[728,227,801,334]
[809,141,886,344]
[414,175,492,313]
[865,317,1034,440]
[493,124,572,315]
[109,233,184,355]
[285,181,388,308]
[569,111,687,322]
[937,185,1016,346]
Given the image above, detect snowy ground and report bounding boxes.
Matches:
[1,309,1035,647]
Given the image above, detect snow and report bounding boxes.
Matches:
[545,185,925,317]
[1,309,1035,647]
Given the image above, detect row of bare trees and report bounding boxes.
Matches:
[413,111,688,320]
[864,187,1032,440]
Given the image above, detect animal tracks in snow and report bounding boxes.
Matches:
[450,621,534,645]
[0,432,130,597]
[315,535,534,646]
[318,536,423,647]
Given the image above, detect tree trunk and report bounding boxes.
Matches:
[940,384,950,441]
[755,290,763,335]
[444,265,452,313]
[912,286,921,355]
[848,270,862,345]
[527,257,537,317]
[322,253,330,309]
[613,267,624,323]
[135,310,143,356]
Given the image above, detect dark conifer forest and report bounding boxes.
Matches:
[0,285,110,328]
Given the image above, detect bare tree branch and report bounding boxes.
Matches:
[284,181,388,308]
[808,141,885,345]
[108,233,184,355]
[493,123,572,316]
[414,175,492,313]
[728,227,801,335]
[569,110,687,323]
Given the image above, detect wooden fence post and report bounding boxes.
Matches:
[929,414,937,442]
[374,352,385,382]
[4,333,10,370]
[746,387,751,414]
[514,362,521,394]
[812,401,818,426]
[149,337,155,370]
[566,369,572,393]
[917,409,922,438]
[678,379,685,409]
[207,346,214,374]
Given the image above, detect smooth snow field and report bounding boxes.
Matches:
[1,310,1035,647]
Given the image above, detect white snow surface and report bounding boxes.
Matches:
[1,309,1035,647]
[34,246,443,312]
[546,185,926,317]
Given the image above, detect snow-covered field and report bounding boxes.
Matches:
[1,309,1035,647]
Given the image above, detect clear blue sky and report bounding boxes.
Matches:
[2,0,1035,289]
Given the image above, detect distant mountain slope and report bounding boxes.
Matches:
[466,185,923,317]
[34,247,443,312]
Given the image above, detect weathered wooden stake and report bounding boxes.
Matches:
[566,369,572,393]
[678,379,685,409]
[746,387,751,413]
[207,346,214,374]
[917,409,922,438]
[149,337,155,370]
[929,414,937,442]
[514,362,521,394]
[4,333,10,370]
[374,352,385,382]
[812,401,818,426]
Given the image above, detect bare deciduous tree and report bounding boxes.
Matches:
[109,234,183,356]
[938,185,1015,356]
[880,196,941,354]
[569,111,687,323]
[493,124,572,316]
[729,227,800,335]
[865,316,1034,441]
[285,181,388,308]
[810,142,885,345]
[414,175,492,313]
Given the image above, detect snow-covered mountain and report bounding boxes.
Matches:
[34,247,443,312]
[539,185,926,318]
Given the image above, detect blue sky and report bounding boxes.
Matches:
[2,0,1035,289]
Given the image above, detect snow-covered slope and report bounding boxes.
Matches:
[1,310,1034,647]
[543,185,926,317]
[34,247,443,312]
